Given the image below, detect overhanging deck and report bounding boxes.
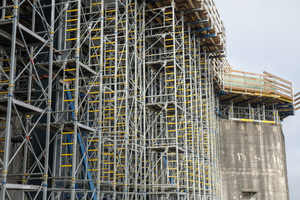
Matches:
[219,70,296,119]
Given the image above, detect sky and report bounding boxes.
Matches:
[213,0,300,199]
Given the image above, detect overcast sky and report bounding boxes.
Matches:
[213,0,300,199]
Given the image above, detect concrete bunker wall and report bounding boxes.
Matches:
[220,119,289,200]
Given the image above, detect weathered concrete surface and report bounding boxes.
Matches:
[220,119,289,200]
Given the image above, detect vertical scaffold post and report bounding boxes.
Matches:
[96,0,105,198]
[43,0,55,198]
[1,1,18,198]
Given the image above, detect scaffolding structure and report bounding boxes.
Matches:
[0,0,297,200]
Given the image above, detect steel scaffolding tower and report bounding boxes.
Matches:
[0,0,297,199]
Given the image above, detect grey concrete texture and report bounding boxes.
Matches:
[220,119,289,200]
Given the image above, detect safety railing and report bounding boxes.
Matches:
[224,69,294,103]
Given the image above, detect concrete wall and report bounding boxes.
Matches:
[220,119,289,200]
